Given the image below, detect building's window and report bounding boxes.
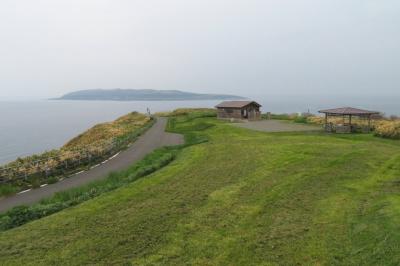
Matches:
[226,109,233,114]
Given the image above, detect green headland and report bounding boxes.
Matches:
[1,109,400,265]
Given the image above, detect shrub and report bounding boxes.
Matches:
[293,116,308,123]
[0,112,153,196]
[307,116,325,125]
[375,121,400,139]
[0,184,19,197]
[47,176,59,184]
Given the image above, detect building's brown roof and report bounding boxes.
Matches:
[319,107,379,115]
[215,101,262,108]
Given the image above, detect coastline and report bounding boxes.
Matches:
[0,112,154,196]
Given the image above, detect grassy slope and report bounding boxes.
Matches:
[64,112,150,149]
[1,116,400,265]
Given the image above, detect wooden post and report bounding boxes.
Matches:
[325,113,328,132]
[349,115,352,132]
[368,115,371,133]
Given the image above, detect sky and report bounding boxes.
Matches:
[0,0,399,100]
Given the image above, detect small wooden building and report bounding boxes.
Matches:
[216,101,262,121]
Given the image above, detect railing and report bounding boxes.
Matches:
[0,118,155,188]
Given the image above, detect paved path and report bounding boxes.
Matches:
[233,120,322,132]
[0,118,183,213]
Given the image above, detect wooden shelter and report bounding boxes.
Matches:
[216,101,262,121]
[319,107,379,133]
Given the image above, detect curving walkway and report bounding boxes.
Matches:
[0,117,183,213]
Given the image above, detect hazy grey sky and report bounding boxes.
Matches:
[0,0,399,99]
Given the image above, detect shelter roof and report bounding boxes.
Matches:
[319,107,379,116]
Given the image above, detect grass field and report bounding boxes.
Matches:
[1,112,400,265]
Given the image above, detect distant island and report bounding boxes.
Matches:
[54,89,246,101]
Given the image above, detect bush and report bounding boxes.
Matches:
[375,121,400,139]
[293,116,308,123]
[0,184,19,197]
[0,113,154,196]
[47,176,59,184]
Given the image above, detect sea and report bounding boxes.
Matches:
[1,94,399,165]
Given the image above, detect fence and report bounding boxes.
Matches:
[0,118,155,189]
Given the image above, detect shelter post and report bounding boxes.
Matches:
[368,115,371,133]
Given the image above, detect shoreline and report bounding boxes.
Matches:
[0,112,154,196]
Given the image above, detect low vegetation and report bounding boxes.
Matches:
[1,110,400,265]
[0,112,153,196]
[306,115,375,126]
[374,120,400,139]
[64,112,151,149]
[0,147,178,232]
[263,112,315,123]
[310,115,400,139]
[0,109,213,233]
[266,112,400,140]
[155,108,216,118]
[262,112,299,120]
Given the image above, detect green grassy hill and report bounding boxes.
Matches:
[1,112,400,265]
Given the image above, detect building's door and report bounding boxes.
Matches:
[250,108,256,120]
[242,109,248,119]
[249,110,255,120]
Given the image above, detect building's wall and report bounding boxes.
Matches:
[248,110,261,121]
[217,108,243,119]
[247,104,262,121]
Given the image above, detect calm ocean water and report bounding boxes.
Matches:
[0,95,399,165]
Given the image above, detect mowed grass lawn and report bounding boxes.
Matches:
[1,115,400,265]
